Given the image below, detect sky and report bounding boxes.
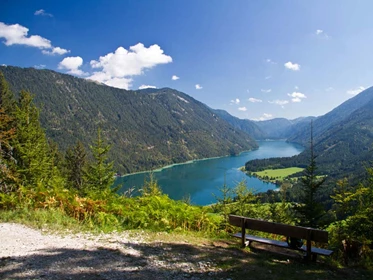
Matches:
[1,0,373,121]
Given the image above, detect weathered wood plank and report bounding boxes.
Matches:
[232,233,333,256]
[229,215,328,243]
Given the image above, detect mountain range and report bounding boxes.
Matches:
[1,65,373,181]
[0,66,257,174]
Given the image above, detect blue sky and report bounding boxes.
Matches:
[1,0,373,120]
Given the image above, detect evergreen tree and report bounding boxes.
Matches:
[85,128,115,192]
[13,90,52,186]
[0,72,15,115]
[0,73,18,192]
[65,141,88,194]
[294,121,326,228]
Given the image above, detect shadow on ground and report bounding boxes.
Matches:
[0,241,370,279]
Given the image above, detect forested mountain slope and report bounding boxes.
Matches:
[246,91,373,181]
[1,66,257,174]
[212,109,266,139]
[288,86,373,145]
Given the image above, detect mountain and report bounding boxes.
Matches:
[288,87,373,145]
[212,109,266,139]
[252,117,316,139]
[246,87,373,181]
[1,66,257,174]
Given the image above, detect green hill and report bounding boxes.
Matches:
[1,66,257,174]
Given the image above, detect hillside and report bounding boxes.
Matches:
[212,109,266,139]
[288,86,373,145]
[0,66,257,174]
[246,88,373,181]
[254,117,316,139]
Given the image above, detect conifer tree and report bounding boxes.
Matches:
[85,128,115,192]
[13,90,52,186]
[0,73,18,192]
[65,141,88,194]
[294,121,326,228]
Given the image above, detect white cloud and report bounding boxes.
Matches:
[195,84,203,90]
[266,59,276,64]
[0,22,51,48]
[287,91,307,102]
[252,113,273,121]
[0,22,68,55]
[347,86,365,95]
[238,107,247,111]
[315,29,329,38]
[265,76,271,80]
[42,47,70,55]
[261,88,272,93]
[33,64,46,69]
[171,75,179,80]
[230,98,240,105]
[88,43,172,89]
[246,89,250,93]
[34,9,53,17]
[58,56,87,76]
[294,85,299,90]
[284,61,300,71]
[139,85,157,90]
[268,99,289,106]
[248,97,262,103]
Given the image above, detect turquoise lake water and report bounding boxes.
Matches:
[115,140,304,205]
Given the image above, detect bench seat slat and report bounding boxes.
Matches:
[232,233,333,256]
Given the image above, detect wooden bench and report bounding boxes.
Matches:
[229,215,333,261]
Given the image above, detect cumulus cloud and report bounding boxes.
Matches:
[287,91,307,102]
[268,100,289,107]
[284,61,300,71]
[230,98,240,105]
[347,86,365,95]
[58,56,87,76]
[248,97,262,103]
[88,43,172,89]
[238,107,247,111]
[42,47,70,55]
[195,84,203,90]
[0,22,69,55]
[171,75,179,80]
[261,89,272,93]
[34,9,53,17]
[139,85,157,90]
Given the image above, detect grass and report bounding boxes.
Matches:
[252,167,304,182]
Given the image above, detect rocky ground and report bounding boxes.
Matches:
[0,223,369,280]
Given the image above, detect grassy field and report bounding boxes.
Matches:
[252,167,304,182]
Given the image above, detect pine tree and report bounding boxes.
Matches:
[85,128,115,192]
[0,73,18,192]
[65,141,88,194]
[294,121,326,228]
[13,90,52,186]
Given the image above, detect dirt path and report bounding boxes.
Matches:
[0,223,364,280]
[0,223,243,279]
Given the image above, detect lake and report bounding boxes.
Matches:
[116,140,304,205]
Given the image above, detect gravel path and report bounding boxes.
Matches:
[0,223,241,280]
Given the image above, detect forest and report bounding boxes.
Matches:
[0,71,373,269]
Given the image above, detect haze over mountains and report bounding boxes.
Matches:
[1,65,373,180]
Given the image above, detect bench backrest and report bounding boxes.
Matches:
[229,215,328,243]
